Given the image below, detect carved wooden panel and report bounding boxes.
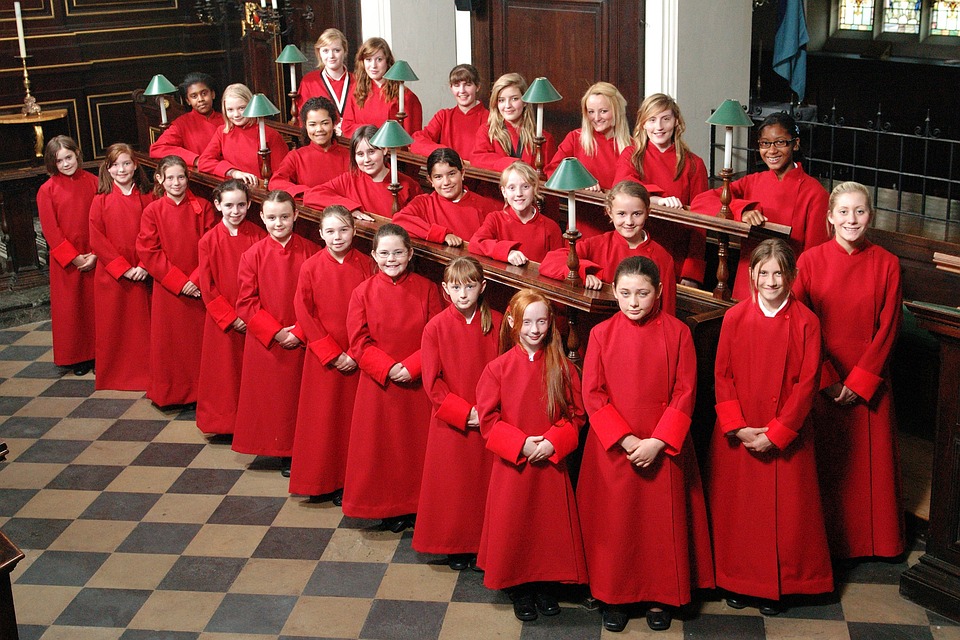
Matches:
[87,92,138,158]
[64,0,178,15]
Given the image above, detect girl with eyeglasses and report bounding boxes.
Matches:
[690,112,829,300]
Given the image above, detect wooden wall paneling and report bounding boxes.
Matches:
[241,8,283,113]
[283,0,361,67]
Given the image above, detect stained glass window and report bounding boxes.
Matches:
[882,0,921,33]
[930,0,960,35]
[839,0,876,30]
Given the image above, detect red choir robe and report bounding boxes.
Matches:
[578,310,714,606]
[794,239,905,559]
[294,70,353,117]
[289,247,375,497]
[149,109,221,167]
[690,163,829,300]
[342,270,444,519]
[470,121,556,172]
[198,122,290,179]
[539,231,678,316]
[613,145,710,283]
[88,186,154,390]
[232,234,319,457]
[475,345,588,590]
[410,103,489,159]
[136,192,215,406]
[302,170,421,218]
[196,220,267,434]
[412,305,502,555]
[392,190,499,244]
[467,206,564,263]
[709,296,833,600]
[37,170,99,366]
[271,142,350,197]
[340,83,423,137]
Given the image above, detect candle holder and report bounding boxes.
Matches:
[521,77,561,179]
[276,44,308,125]
[383,61,419,131]
[144,74,178,131]
[15,56,41,117]
[544,157,598,286]
[369,120,414,214]
[243,93,281,188]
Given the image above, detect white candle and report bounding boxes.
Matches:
[159,98,167,125]
[398,83,405,113]
[567,193,577,232]
[271,0,277,9]
[258,119,266,150]
[723,127,733,170]
[536,104,544,138]
[14,3,27,59]
[289,65,297,94]
[390,150,398,185]
[260,0,266,8]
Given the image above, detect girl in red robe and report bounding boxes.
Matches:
[468,161,564,264]
[476,289,588,622]
[709,239,833,615]
[137,155,215,407]
[294,28,353,126]
[470,73,556,173]
[793,181,905,560]
[393,148,499,246]
[288,205,375,502]
[271,96,350,197]
[690,112,829,300]
[578,256,713,633]
[343,224,443,532]
[340,37,422,137]
[302,125,421,218]
[613,94,709,285]
[413,257,501,570]
[88,143,153,390]
[232,191,319,472]
[196,180,266,434]
[539,181,677,315]
[149,72,220,169]
[410,64,488,160]
[198,83,289,186]
[544,82,631,237]
[37,136,98,374]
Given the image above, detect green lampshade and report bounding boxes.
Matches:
[544,157,598,191]
[383,60,419,82]
[144,74,177,96]
[276,44,309,64]
[522,77,562,104]
[243,93,280,118]
[706,99,753,127]
[369,120,414,149]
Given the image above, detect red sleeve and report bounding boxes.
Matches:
[543,130,578,178]
[401,90,423,135]
[470,125,515,172]
[538,244,598,282]
[37,182,80,268]
[401,282,442,379]
[543,367,585,463]
[235,248,281,348]
[88,196,132,280]
[347,286,397,385]
[582,332,632,450]
[612,147,639,184]
[421,318,471,431]
[688,177,761,219]
[714,309,747,434]
[150,118,198,167]
[845,254,901,401]
[293,262,344,364]
[393,197,447,243]
[468,215,520,262]
[477,362,527,465]
[302,173,364,213]
[136,203,189,294]
[266,127,290,170]
[650,323,696,455]
[197,231,239,331]
[409,110,445,157]
[197,129,237,178]
[270,149,306,197]
[339,94,360,138]
[678,157,710,283]
[765,311,822,450]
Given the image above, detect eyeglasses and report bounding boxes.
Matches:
[757,138,795,149]
[375,250,408,259]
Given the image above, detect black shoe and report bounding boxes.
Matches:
[512,593,538,621]
[280,457,292,478]
[758,599,782,616]
[535,592,560,616]
[646,608,672,631]
[73,361,92,376]
[726,596,748,610]
[448,554,471,571]
[331,489,343,506]
[468,555,483,572]
[386,516,414,533]
[601,606,628,632]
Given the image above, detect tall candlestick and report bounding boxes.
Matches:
[723,127,733,170]
[398,83,405,113]
[289,65,297,94]
[390,150,398,185]
[14,3,27,59]
[258,118,266,150]
[536,104,544,138]
[159,98,167,125]
[567,193,577,232]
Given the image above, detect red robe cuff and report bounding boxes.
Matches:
[544,418,579,463]
[358,345,397,385]
[485,420,527,465]
[651,406,691,456]
[845,365,883,402]
[160,266,189,295]
[589,403,632,451]
[188,267,200,284]
[490,240,521,262]
[248,309,283,348]
[401,350,422,380]
[764,416,798,450]
[715,399,747,434]
[819,360,841,390]
[49,239,80,269]
[434,393,473,432]
[643,182,665,196]
[425,223,448,244]
[730,199,763,220]
[104,255,133,281]
[206,295,238,331]
[308,335,343,365]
